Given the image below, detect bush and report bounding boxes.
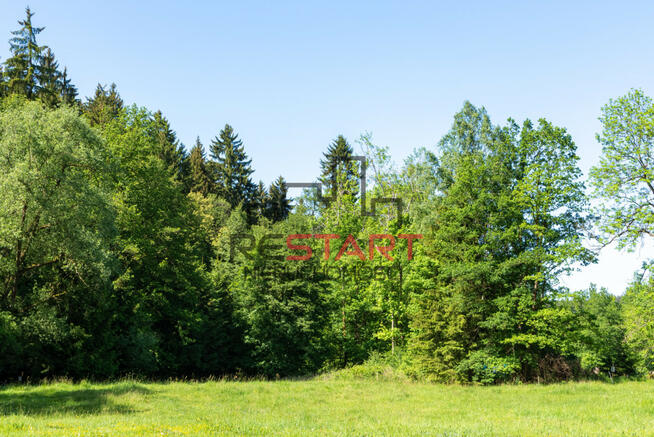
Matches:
[455,351,521,384]
[319,350,411,381]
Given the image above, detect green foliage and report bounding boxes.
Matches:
[209,124,256,214]
[0,101,114,303]
[2,8,76,107]
[590,89,654,249]
[59,67,78,106]
[152,110,190,187]
[1,9,651,383]
[252,180,268,220]
[229,213,331,376]
[0,100,115,379]
[455,351,521,385]
[320,135,357,198]
[35,48,60,107]
[320,350,411,381]
[622,274,654,372]
[562,286,634,375]
[83,83,123,127]
[408,102,591,383]
[265,176,291,222]
[188,137,213,196]
[102,105,222,376]
[0,311,21,377]
[4,7,45,99]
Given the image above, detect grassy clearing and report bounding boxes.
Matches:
[0,378,653,436]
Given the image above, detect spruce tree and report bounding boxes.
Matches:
[266,176,291,222]
[209,124,256,211]
[320,135,357,198]
[0,63,5,98]
[83,83,123,126]
[5,7,45,98]
[153,110,190,185]
[3,52,29,97]
[36,48,61,107]
[189,137,213,196]
[253,181,269,220]
[60,67,78,106]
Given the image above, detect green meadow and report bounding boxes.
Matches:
[1,379,653,436]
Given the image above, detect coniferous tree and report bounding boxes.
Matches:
[0,63,5,98]
[209,124,256,212]
[83,83,123,126]
[153,110,190,186]
[3,53,28,97]
[266,176,291,222]
[36,48,61,107]
[231,213,331,376]
[189,138,213,196]
[4,7,45,98]
[60,67,78,106]
[320,135,358,198]
[253,181,269,220]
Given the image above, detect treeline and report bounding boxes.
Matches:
[1,8,653,384]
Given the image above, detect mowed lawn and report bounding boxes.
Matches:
[0,378,653,436]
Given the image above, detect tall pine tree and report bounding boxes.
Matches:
[209,124,256,213]
[83,83,123,126]
[60,67,78,106]
[266,176,291,222]
[4,7,46,98]
[189,137,213,196]
[1,8,78,106]
[253,181,268,221]
[320,135,358,198]
[153,110,190,187]
[36,48,60,107]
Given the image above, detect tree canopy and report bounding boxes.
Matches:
[0,8,651,384]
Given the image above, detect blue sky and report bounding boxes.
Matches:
[2,0,654,294]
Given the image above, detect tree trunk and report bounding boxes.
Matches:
[391,313,395,355]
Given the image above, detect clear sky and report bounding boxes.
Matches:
[2,0,654,294]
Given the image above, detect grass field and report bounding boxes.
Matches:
[1,378,653,436]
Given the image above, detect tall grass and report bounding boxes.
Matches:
[1,377,653,436]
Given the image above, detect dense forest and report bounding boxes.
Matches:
[1,8,653,384]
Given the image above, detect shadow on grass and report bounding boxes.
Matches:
[0,383,151,416]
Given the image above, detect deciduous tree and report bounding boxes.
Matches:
[590,89,654,249]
